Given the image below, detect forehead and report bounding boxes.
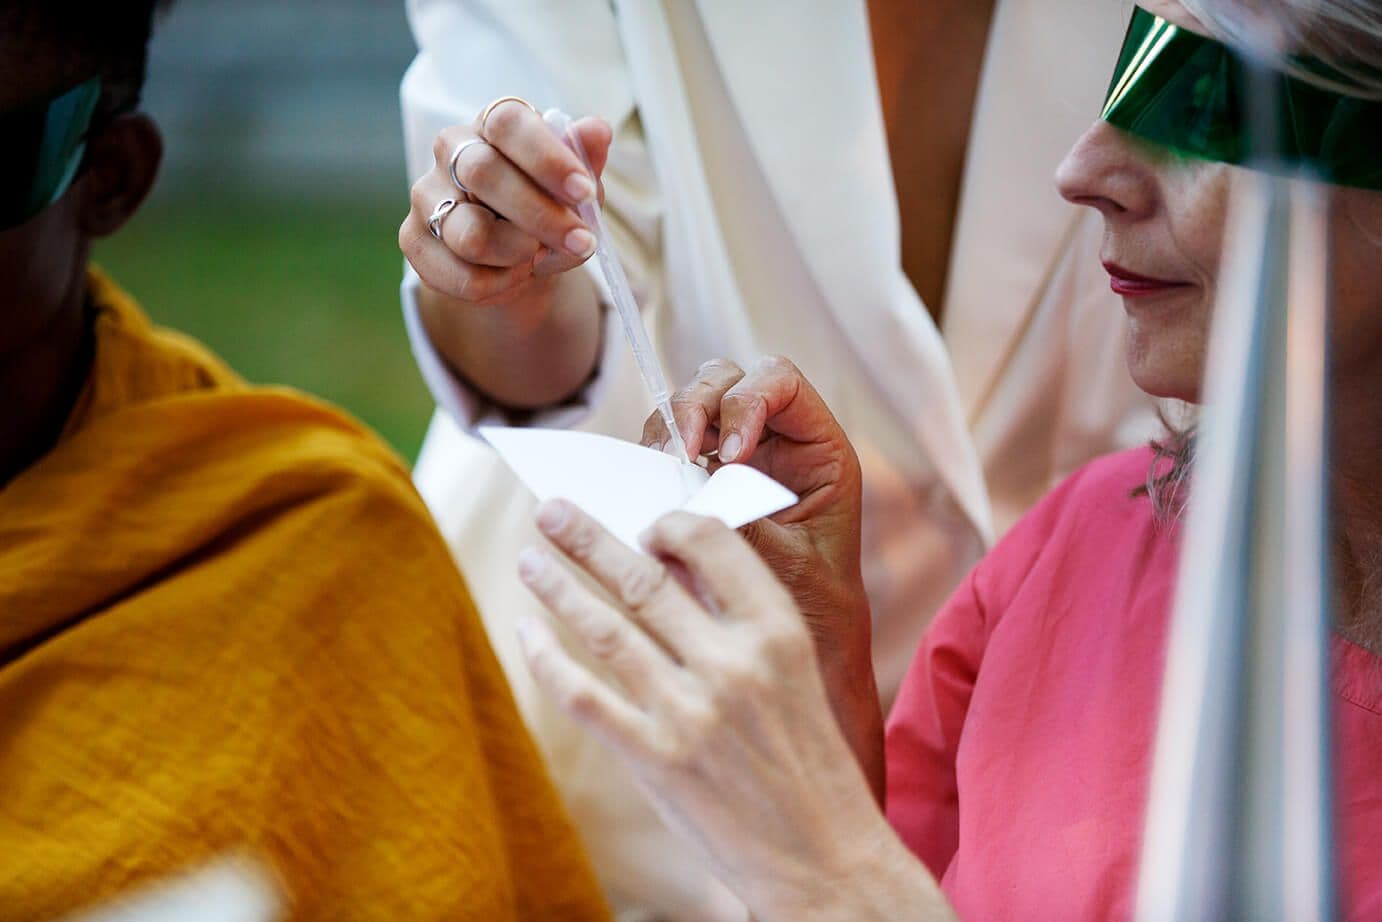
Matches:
[1138,0,1211,35]
[0,29,89,110]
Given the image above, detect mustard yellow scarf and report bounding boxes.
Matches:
[0,272,609,921]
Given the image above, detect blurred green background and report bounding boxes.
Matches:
[95,1,434,460]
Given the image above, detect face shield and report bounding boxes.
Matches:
[1102,7,1381,191]
[0,76,100,230]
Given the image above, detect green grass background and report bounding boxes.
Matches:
[95,193,434,461]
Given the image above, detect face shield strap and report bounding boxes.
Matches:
[0,77,101,231]
[1102,7,1382,191]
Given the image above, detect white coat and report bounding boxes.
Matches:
[399,1,1157,918]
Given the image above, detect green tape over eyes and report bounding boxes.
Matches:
[0,77,101,230]
[1103,7,1382,191]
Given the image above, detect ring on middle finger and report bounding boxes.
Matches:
[427,197,458,241]
[448,137,489,196]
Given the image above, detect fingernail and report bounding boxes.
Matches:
[536,499,569,534]
[564,227,596,258]
[719,432,742,463]
[517,546,550,581]
[661,440,679,456]
[564,172,595,204]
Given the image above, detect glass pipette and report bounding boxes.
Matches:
[544,109,691,465]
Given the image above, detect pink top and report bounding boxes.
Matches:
[885,448,1382,920]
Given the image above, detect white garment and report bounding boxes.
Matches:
[400,1,1158,918]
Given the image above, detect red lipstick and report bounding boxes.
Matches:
[1103,262,1192,298]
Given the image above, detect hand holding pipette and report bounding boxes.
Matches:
[400,101,614,411]
[545,109,693,466]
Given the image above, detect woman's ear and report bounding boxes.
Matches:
[77,112,163,238]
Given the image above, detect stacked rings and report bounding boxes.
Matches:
[448,97,540,201]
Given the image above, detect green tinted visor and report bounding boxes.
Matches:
[1102,7,1382,191]
[0,77,101,230]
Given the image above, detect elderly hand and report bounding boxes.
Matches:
[640,356,882,797]
[516,502,952,922]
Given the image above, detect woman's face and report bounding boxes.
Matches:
[1056,0,1382,404]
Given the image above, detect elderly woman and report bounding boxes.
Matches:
[509,1,1382,919]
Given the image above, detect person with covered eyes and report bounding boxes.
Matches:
[0,3,610,918]
[510,1,1382,919]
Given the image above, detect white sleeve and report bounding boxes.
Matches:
[400,264,624,431]
[399,0,652,434]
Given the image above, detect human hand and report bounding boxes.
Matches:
[399,98,612,306]
[516,502,932,921]
[640,357,880,788]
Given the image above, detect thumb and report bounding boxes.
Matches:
[572,117,614,180]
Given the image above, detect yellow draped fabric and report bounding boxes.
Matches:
[0,271,610,921]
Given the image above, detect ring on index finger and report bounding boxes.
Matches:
[448,137,489,196]
[478,95,539,138]
[427,198,457,240]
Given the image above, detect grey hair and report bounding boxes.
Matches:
[1178,0,1382,98]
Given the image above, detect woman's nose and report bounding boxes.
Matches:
[1056,120,1155,219]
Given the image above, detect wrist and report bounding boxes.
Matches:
[764,811,950,922]
[418,271,602,410]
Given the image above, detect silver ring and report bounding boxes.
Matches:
[448,137,488,195]
[427,198,458,241]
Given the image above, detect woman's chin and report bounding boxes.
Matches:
[1125,347,1202,403]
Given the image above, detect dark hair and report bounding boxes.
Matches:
[3,1,175,122]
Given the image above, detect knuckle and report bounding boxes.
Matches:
[457,145,502,191]
[433,125,468,165]
[615,560,669,611]
[580,613,626,663]
[755,353,797,376]
[558,683,602,722]
[409,177,429,212]
[398,219,424,257]
[706,654,757,699]
[678,699,719,746]
[755,622,813,670]
[722,389,767,418]
[451,215,488,261]
[695,358,744,385]
[483,100,528,141]
[653,512,721,551]
[561,516,599,562]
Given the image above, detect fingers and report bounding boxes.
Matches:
[717,355,842,463]
[569,117,613,185]
[641,512,798,627]
[533,499,719,663]
[516,613,662,761]
[478,100,598,207]
[399,208,535,304]
[400,215,533,302]
[518,546,685,705]
[437,124,596,262]
[641,359,746,457]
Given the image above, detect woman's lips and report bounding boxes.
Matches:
[1104,262,1193,297]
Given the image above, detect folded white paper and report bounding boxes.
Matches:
[479,427,799,550]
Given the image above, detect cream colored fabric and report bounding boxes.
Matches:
[399,1,1158,918]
